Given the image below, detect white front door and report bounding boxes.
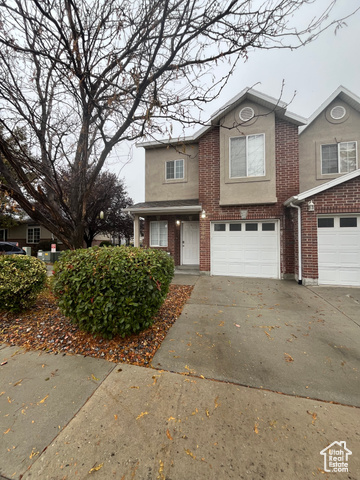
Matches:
[182,221,200,265]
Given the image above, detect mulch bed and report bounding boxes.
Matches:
[0,285,193,367]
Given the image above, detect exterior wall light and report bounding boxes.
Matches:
[308,200,315,212]
[176,220,181,226]
[201,210,206,219]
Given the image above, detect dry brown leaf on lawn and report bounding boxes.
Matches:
[166,429,173,441]
[89,463,104,473]
[284,353,294,362]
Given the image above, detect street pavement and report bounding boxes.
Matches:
[0,275,359,479]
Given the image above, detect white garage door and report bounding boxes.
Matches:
[211,221,279,278]
[318,215,360,286]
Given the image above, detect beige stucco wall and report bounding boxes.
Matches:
[219,101,277,205]
[145,143,199,201]
[299,98,360,192]
[7,224,52,241]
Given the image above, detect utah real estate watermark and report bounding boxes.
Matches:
[320,441,352,473]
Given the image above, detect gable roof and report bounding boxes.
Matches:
[284,168,360,206]
[299,86,360,134]
[141,87,306,149]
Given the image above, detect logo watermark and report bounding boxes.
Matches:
[320,441,352,473]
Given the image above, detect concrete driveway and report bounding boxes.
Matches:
[153,276,360,407]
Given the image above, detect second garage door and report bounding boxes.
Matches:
[318,215,360,286]
[211,221,279,278]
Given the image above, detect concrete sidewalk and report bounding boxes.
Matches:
[1,275,359,479]
[1,349,359,480]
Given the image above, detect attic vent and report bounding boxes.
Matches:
[239,107,255,122]
[330,105,346,120]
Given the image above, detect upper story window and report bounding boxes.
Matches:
[230,134,265,178]
[321,141,357,174]
[166,159,184,180]
[150,221,168,247]
[27,226,41,244]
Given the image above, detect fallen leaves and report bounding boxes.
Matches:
[0,285,193,367]
[136,411,149,420]
[166,429,173,441]
[89,463,104,473]
[284,353,294,363]
[307,411,317,425]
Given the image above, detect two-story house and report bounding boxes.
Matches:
[127,86,360,286]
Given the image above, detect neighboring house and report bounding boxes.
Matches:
[2,219,112,254]
[127,86,360,286]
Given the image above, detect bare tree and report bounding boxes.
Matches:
[0,0,355,248]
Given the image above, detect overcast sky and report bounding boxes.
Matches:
[112,1,360,204]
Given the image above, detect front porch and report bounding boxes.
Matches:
[125,199,202,268]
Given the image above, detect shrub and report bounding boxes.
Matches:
[52,246,174,338]
[0,255,47,312]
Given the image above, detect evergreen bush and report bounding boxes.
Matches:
[0,255,47,312]
[52,246,174,338]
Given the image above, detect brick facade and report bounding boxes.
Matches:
[197,119,300,274]
[297,175,360,283]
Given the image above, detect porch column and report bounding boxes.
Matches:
[133,214,140,247]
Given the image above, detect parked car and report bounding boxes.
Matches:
[0,241,26,255]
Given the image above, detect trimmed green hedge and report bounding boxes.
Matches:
[52,246,174,338]
[0,255,47,312]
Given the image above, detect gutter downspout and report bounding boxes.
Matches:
[289,203,302,285]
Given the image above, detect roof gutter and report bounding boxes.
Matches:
[124,205,202,215]
[289,202,302,285]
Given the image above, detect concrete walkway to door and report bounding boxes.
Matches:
[153,276,360,407]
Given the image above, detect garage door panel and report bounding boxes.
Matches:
[318,215,360,286]
[211,221,279,278]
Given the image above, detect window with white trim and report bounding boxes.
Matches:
[150,221,168,247]
[0,229,7,241]
[166,159,184,180]
[27,226,41,244]
[230,134,265,178]
[321,141,357,174]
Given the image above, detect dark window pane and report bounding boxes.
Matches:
[229,224,241,231]
[262,223,275,231]
[318,218,334,228]
[321,144,338,174]
[214,224,226,232]
[245,223,258,231]
[166,161,174,179]
[340,217,357,228]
